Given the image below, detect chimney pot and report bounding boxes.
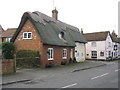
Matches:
[52,8,58,20]
[81,28,83,34]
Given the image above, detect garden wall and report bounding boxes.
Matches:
[1,59,15,75]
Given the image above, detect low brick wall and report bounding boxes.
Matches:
[1,59,15,75]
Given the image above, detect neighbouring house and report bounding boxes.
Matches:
[2,28,16,42]
[11,9,87,67]
[111,30,119,59]
[83,31,114,60]
[75,28,87,62]
[118,38,120,59]
[0,25,4,43]
[0,25,4,57]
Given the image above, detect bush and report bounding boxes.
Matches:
[45,62,54,68]
[2,42,14,59]
[16,50,40,68]
[69,58,73,63]
[61,60,67,65]
[73,57,77,63]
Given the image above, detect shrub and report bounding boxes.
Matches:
[16,50,40,68]
[61,60,67,65]
[69,58,73,63]
[73,57,77,63]
[45,62,54,68]
[2,42,14,59]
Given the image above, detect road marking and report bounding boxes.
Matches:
[91,73,109,80]
[61,83,77,88]
[115,69,120,72]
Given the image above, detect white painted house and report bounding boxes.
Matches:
[111,31,120,59]
[83,31,114,60]
[118,38,120,59]
[75,42,86,62]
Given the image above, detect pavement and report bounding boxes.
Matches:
[1,60,107,86]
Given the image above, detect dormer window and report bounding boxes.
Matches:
[58,32,64,39]
[23,32,32,39]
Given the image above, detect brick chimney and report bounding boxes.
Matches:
[81,28,83,34]
[112,30,117,37]
[52,8,58,20]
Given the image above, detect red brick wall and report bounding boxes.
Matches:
[1,59,14,74]
[40,45,74,67]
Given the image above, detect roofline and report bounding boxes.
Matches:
[11,12,36,42]
[43,43,75,47]
[86,40,106,42]
[83,31,110,35]
[75,41,87,43]
[6,28,17,30]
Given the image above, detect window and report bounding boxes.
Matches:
[108,42,111,47]
[114,52,116,57]
[48,48,53,60]
[91,42,96,47]
[100,51,104,56]
[6,37,11,42]
[70,49,73,58]
[23,32,32,39]
[58,32,64,39]
[63,49,67,59]
[91,51,97,58]
[114,45,117,50]
[109,51,111,57]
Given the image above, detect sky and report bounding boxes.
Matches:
[0,0,119,34]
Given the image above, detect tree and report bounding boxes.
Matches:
[2,42,14,59]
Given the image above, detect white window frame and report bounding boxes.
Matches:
[6,37,11,42]
[63,49,67,59]
[48,48,54,60]
[23,32,32,39]
[91,51,97,58]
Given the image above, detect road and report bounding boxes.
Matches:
[2,61,119,89]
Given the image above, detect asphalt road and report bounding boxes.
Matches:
[2,61,119,89]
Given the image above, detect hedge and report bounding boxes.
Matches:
[16,50,40,68]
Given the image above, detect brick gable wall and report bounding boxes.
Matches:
[14,20,43,51]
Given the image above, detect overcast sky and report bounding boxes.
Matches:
[0,0,119,34]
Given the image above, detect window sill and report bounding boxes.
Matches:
[62,57,67,59]
[23,38,32,40]
[48,59,54,61]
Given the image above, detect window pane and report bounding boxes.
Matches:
[48,48,53,60]
[100,52,104,56]
[92,42,96,47]
[91,51,97,58]
[63,49,67,58]
[28,33,32,38]
[24,33,27,38]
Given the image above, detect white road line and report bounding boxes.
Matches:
[61,83,77,88]
[91,73,109,80]
[115,69,120,72]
